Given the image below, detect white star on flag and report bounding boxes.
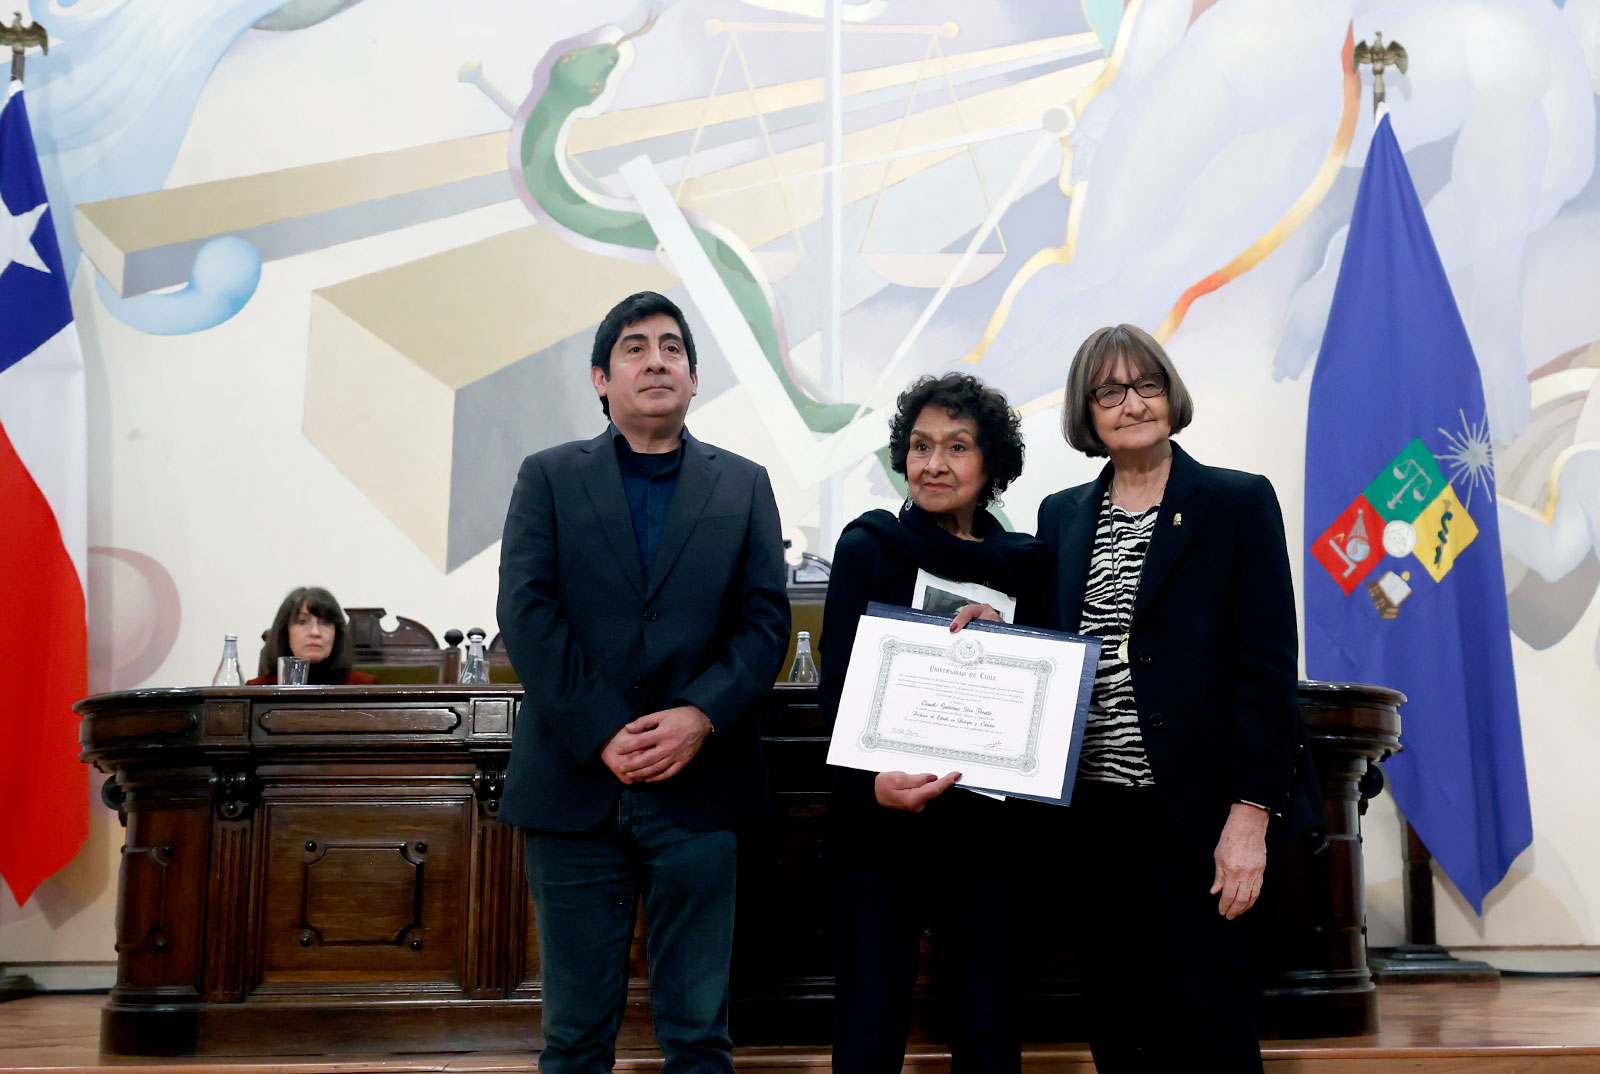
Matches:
[0,198,50,277]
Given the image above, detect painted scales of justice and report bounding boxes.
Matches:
[827,603,1099,803]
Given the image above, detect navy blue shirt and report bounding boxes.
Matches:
[612,423,684,573]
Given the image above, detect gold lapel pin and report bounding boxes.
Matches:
[1173,513,1183,526]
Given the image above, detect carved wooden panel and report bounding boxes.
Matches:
[115,843,170,954]
[339,607,458,683]
[344,607,439,648]
[257,707,461,735]
[511,836,541,997]
[93,708,199,742]
[464,815,517,997]
[115,801,210,995]
[253,795,471,988]
[203,700,248,738]
[202,816,253,1001]
[353,652,458,684]
[741,691,832,987]
[471,698,511,737]
[304,842,423,942]
[736,796,832,982]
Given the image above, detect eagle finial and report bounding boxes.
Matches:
[1353,32,1409,115]
[3,13,49,84]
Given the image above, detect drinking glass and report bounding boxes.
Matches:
[278,657,311,685]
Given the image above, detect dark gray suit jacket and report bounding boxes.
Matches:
[496,429,791,832]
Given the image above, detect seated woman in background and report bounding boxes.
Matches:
[248,586,377,685]
[820,372,1051,1074]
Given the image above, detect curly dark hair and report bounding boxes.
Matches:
[887,373,1024,508]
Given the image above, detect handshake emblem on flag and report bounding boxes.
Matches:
[1312,435,1480,620]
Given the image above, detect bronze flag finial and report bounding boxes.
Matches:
[2,12,49,84]
[3,12,49,84]
[1353,32,1408,116]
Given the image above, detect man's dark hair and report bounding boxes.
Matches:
[590,291,698,417]
[887,373,1025,508]
[260,586,353,683]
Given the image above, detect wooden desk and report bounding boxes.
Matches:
[78,682,1399,1056]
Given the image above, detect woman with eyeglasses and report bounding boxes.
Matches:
[1034,325,1318,1073]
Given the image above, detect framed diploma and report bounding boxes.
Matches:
[826,603,1099,804]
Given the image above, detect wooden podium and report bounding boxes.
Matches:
[78,681,1400,1056]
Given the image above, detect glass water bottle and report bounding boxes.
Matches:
[787,631,818,684]
[460,628,491,685]
[212,634,244,686]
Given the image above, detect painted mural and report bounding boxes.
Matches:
[3,0,1600,954]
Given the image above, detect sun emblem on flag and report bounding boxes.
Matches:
[1436,408,1494,508]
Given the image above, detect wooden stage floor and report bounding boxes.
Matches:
[3,980,1598,1073]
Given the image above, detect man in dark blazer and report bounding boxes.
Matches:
[496,291,791,1074]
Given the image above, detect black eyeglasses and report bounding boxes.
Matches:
[1088,372,1167,409]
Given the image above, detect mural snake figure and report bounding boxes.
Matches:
[509,16,862,435]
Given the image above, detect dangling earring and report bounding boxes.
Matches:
[986,482,1004,510]
[901,495,913,513]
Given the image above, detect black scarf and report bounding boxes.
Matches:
[842,502,1051,599]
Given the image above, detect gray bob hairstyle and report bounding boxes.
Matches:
[1061,324,1194,458]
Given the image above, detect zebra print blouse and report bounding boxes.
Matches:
[1076,492,1160,787]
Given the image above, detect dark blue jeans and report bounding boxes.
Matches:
[524,787,737,1074]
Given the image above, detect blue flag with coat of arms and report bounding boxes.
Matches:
[1303,112,1531,914]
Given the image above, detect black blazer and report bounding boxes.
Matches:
[1038,442,1316,854]
[816,507,1053,864]
[495,429,791,833]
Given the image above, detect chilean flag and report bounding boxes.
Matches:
[0,81,88,906]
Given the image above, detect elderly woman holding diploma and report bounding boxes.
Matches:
[819,373,1050,1074]
[1035,324,1317,1073]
